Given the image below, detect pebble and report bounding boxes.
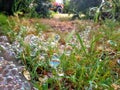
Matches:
[117,59,120,65]
[0,36,8,42]
[50,54,60,68]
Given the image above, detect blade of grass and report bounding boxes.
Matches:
[76,33,87,55]
[65,30,75,43]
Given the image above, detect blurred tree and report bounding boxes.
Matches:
[35,0,51,18]
[0,0,52,18]
[70,0,102,13]
[63,0,71,13]
[112,0,120,20]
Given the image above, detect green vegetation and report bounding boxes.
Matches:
[0,0,120,89]
[0,14,9,35]
[0,0,51,18]
[0,14,119,89]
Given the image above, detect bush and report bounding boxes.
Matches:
[69,0,101,14]
[0,14,9,35]
[63,0,71,13]
[112,0,120,20]
[35,0,51,18]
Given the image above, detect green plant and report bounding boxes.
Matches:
[63,0,71,13]
[112,0,120,20]
[0,14,10,35]
[12,0,33,13]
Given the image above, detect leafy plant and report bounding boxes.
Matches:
[0,14,10,35]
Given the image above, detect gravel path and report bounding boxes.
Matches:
[0,36,35,90]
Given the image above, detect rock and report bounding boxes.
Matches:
[24,34,40,46]
[0,36,37,90]
[0,57,4,61]
[49,53,60,69]
[117,59,120,65]
[3,50,16,61]
[0,44,16,61]
[0,36,8,42]
[0,59,34,90]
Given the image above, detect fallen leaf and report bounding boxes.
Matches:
[23,69,31,81]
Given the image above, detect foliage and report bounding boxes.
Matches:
[63,0,71,13]
[69,0,101,13]
[89,0,120,22]
[0,14,10,35]
[0,0,52,18]
[12,0,32,13]
[112,0,120,20]
[66,0,101,20]
[34,0,52,18]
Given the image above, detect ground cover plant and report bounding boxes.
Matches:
[0,12,119,90]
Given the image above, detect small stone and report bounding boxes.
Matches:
[0,76,4,81]
[39,55,45,60]
[0,85,4,90]
[0,36,8,42]
[18,66,25,72]
[65,50,71,56]
[12,41,20,48]
[58,73,64,77]
[23,81,31,89]
[7,84,13,90]
[0,66,3,73]
[6,76,14,83]
[50,60,60,69]
[54,34,60,42]
[0,76,5,84]
[8,61,14,64]
[50,54,60,68]
[18,60,22,64]
[3,50,16,61]
[15,76,21,82]
[11,68,18,75]
[2,69,9,77]
[117,59,120,65]
[14,84,21,89]
[0,57,4,61]
[9,64,16,69]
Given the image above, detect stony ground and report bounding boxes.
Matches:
[0,36,36,90]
